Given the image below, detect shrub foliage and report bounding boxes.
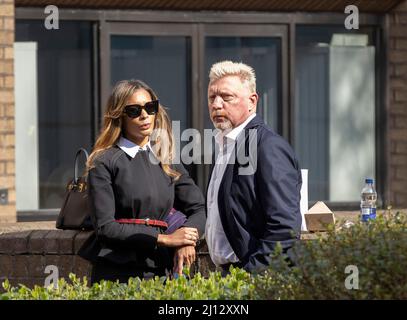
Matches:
[2,212,406,300]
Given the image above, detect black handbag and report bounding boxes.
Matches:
[56,148,93,230]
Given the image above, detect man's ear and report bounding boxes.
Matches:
[249,93,258,111]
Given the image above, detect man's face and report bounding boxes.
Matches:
[208,75,258,131]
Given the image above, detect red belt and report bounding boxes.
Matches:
[115,218,168,230]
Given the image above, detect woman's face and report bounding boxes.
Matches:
[122,89,156,144]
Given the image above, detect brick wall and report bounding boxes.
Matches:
[0,0,16,222]
[388,0,407,208]
[0,230,92,289]
[0,230,215,289]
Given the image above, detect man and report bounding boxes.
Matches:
[205,60,302,274]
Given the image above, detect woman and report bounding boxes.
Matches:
[84,79,206,284]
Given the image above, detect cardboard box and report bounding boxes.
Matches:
[304,201,335,232]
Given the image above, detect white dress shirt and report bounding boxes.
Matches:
[117,136,152,158]
[205,113,256,266]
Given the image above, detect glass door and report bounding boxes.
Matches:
[102,22,197,134]
[198,24,289,190]
[100,22,288,191]
[101,22,198,178]
[110,35,190,132]
[200,24,288,135]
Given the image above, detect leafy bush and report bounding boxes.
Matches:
[254,212,407,299]
[1,267,255,300]
[2,212,406,300]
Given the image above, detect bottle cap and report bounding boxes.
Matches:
[365,178,374,184]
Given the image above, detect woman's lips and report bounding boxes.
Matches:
[139,123,151,130]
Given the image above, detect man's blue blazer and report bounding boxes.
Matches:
[207,115,302,272]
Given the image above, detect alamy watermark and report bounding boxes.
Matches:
[344,265,359,290]
[44,5,59,30]
[344,5,359,30]
[44,265,59,289]
[43,5,360,31]
[147,121,258,176]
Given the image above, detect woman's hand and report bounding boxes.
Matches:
[173,245,196,275]
[157,227,199,247]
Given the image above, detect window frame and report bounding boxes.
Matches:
[15,8,385,219]
[14,17,98,217]
[294,24,384,209]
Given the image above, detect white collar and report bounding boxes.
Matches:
[215,113,256,146]
[117,136,151,158]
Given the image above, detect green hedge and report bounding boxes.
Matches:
[254,211,407,299]
[2,212,406,300]
[1,268,255,300]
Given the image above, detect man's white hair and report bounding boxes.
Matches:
[209,60,256,93]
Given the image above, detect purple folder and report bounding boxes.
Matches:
[164,208,187,234]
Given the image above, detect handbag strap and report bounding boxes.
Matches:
[74,148,89,184]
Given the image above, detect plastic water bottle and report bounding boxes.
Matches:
[360,178,377,222]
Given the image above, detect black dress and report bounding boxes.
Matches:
[82,144,206,284]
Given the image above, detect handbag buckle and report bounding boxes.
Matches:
[144,218,151,226]
[77,182,86,192]
[68,182,86,192]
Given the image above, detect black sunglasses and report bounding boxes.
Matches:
[124,100,159,118]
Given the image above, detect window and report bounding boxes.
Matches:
[295,26,377,203]
[111,35,191,134]
[13,10,383,215]
[15,20,94,210]
[204,37,282,133]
